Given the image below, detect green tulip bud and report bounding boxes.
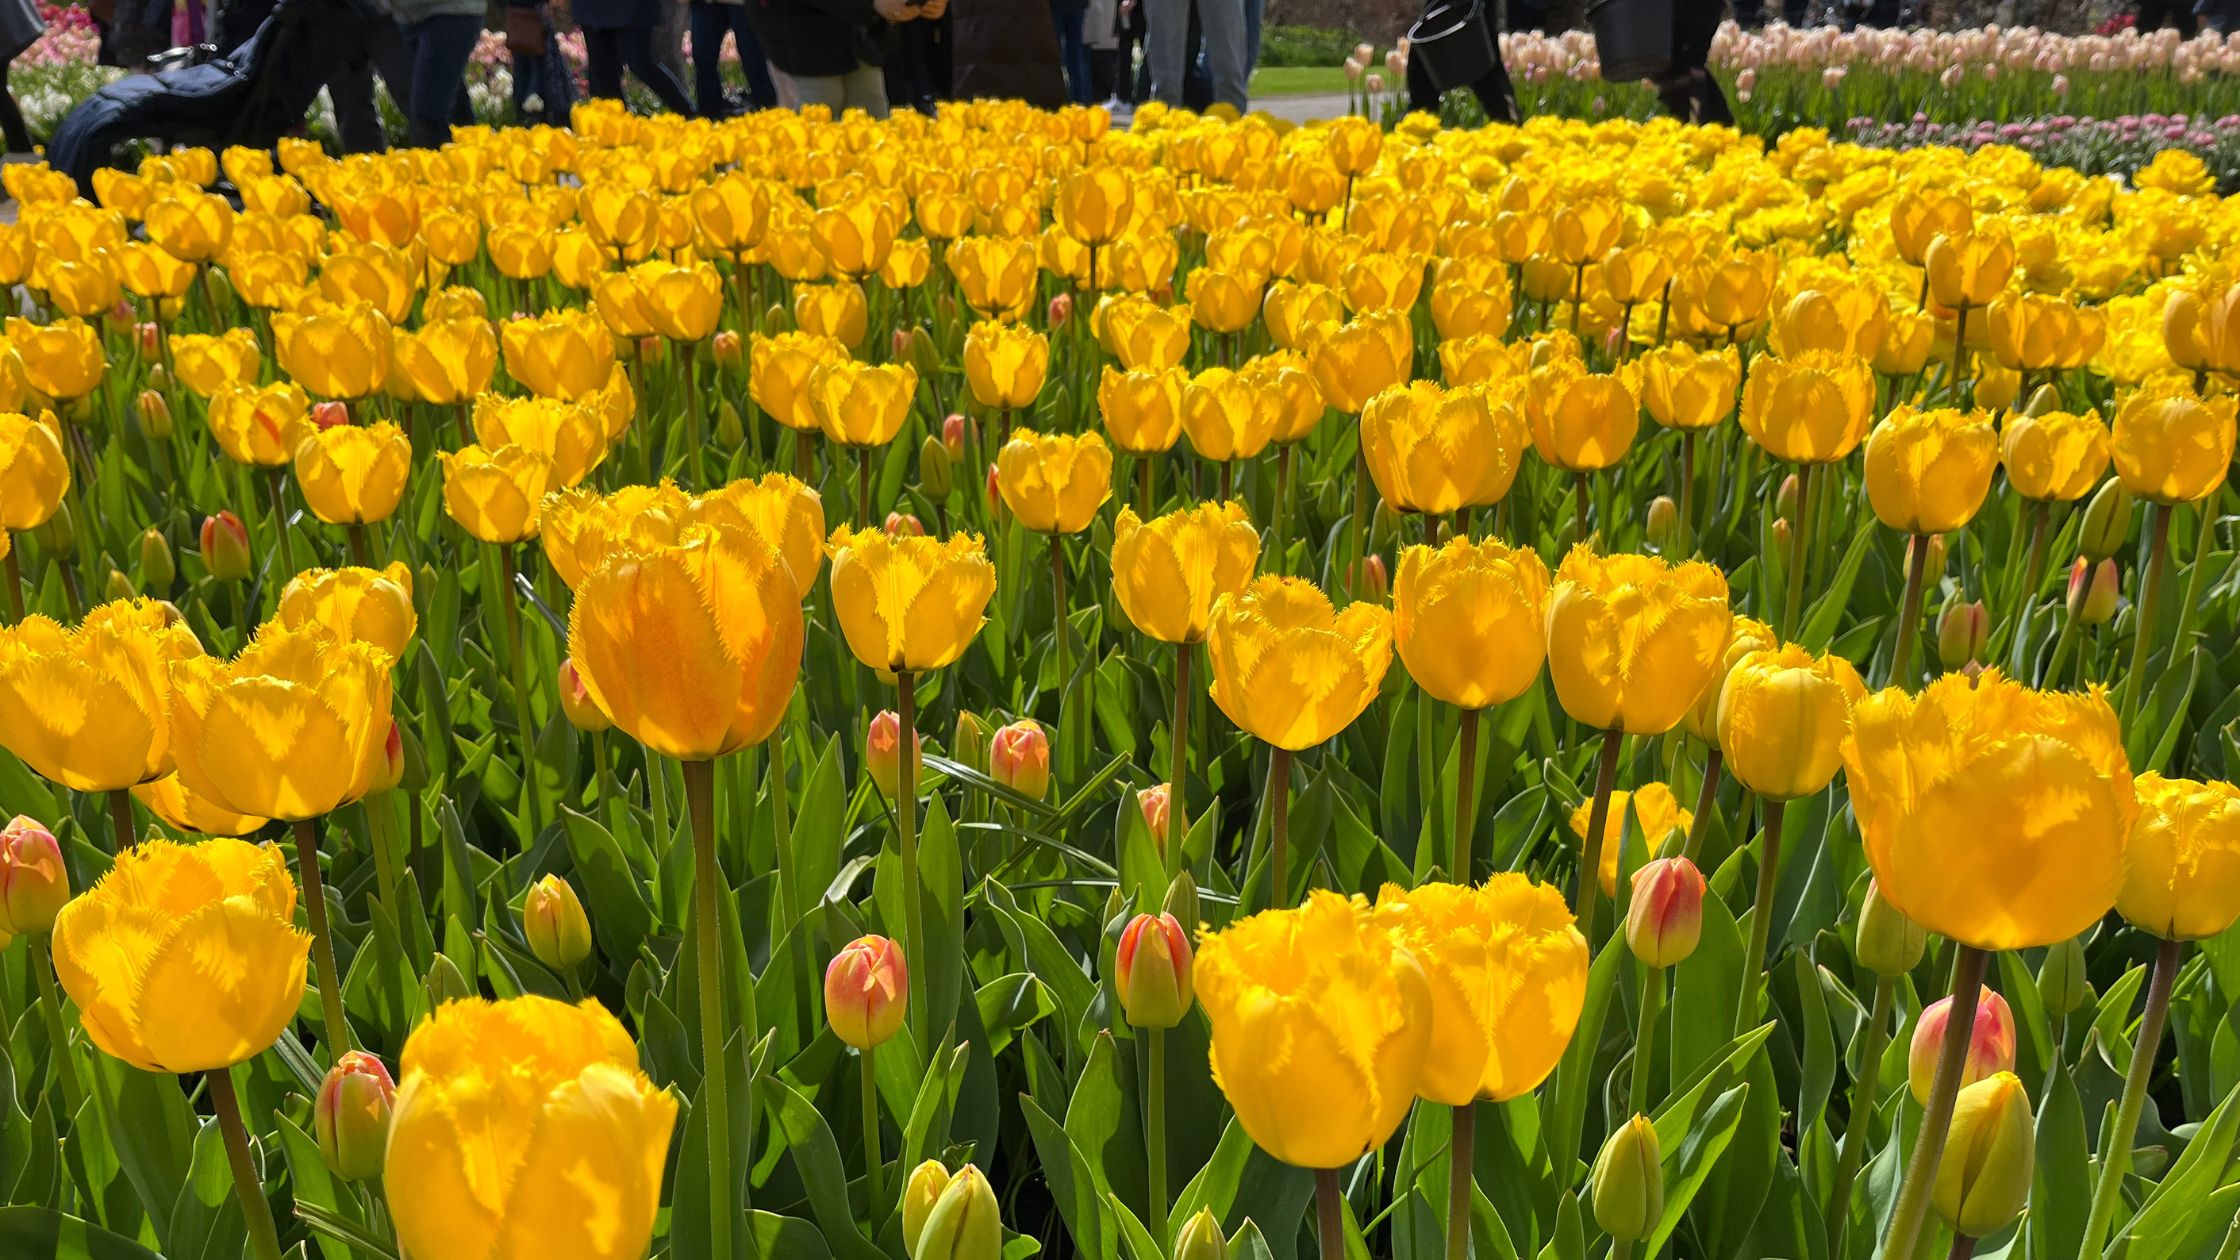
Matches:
[2037,935,2092,1018]
[716,399,744,446]
[921,434,955,499]
[1174,1208,1227,1260]
[907,326,942,380]
[913,1164,1001,1260]
[203,266,235,314]
[2077,479,2132,562]
[104,566,134,602]
[953,710,992,775]
[33,500,75,553]
[139,527,175,589]
[424,952,474,1008]
[1644,495,1680,552]
[1591,1114,1664,1243]
[1163,869,1199,932]
[1933,1072,2035,1239]
[136,388,173,441]
[1855,880,1928,978]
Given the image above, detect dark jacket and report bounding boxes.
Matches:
[950,0,1063,104]
[572,0,664,27]
[747,0,888,77]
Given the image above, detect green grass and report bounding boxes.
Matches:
[1249,66,1352,97]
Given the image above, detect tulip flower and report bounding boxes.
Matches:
[1181,367,1283,491]
[1307,309,1412,415]
[386,996,677,1260]
[1908,987,2016,1106]
[1771,283,1889,360]
[272,302,393,400]
[750,331,850,471]
[277,563,417,661]
[997,430,1110,537]
[1718,645,1865,799]
[1935,1073,2035,1241]
[472,394,610,489]
[0,409,68,620]
[523,873,593,972]
[1865,405,1999,535]
[293,421,411,541]
[170,329,261,398]
[911,1163,1004,1260]
[439,444,554,544]
[1099,296,1193,372]
[315,1050,395,1183]
[503,310,618,402]
[1361,382,1529,519]
[1738,351,1876,464]
[208,380,312,468]
[1986,293,2105,372]
[946,234,1039,318]
[1098,364,1187,464]
[990,718,1051,800]
[7,317,105,400]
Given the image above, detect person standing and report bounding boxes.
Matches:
[1145,0,1244,111]
[1049,0,1091,102]
[579,0,699,113]
[750,0,933,116]
[951,0,1065,105]
[0,0,41,154]
[1654,0,1732,125]
[691,0,778,115]
[506,0,577,123]
[389,0,484,148]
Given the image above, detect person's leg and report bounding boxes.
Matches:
[400,20,453,149]
[773,69,846,112]
[1404,40,1440,113]
[689,1,728,115]
[728,6,777,108]
[1196,0,1247,111]
[1143,0,1187,104]
[840,61,891,118]
[621,22,698,113]
[1241,0,1262,77]
[584,26,625,98]
[1060,10,1092,102]
[327,57,389,153]
[0,60,32,154]
[1468,8,1520,122]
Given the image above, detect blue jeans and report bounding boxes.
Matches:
[1147,0,1244,110]
[689,1,777,114]
[1241,0,1262,77]
[1051,7,1092,104]
[399,13,480,149]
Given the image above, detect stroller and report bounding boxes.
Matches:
[46,0,391,201]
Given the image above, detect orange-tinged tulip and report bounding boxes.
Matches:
[208,381,312,467]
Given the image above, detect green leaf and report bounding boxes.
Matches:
[560,806,656,959]
[163,1117,248,1260]
[2111,1079,2240,1260]
[1648,1083,1751,1254]
[1022,1092,1112,1260]
[2030,1060,2089,1260]
[0,1207,163,1260]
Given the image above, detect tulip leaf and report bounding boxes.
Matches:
[755,1066,884,1260]
[162,1115,246,1260]
[1545,929,1627,1191]
[1648,1082,1750,1254]
[1794,953,1837,1136]
[978,974,1058,1059]
[1799,517,1876,653]
[2030,1059,2090,1260]
[0,1208,161,1260]
[1022,1092,1113,1260]
[2109,1079,2240,1260]
[1108,1191,1163,1260]
[750,1211,837,1260]
[560,806,656,958]
[89,1056,194,1248]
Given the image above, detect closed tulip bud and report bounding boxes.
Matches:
[921,436,954,498]
[1772,516,1793,560]
[523,874,592,970]
[867,709,921,797]
[1625,857,1705,967]
[1645,496,1679,551]
[983,464,1002,519]
[34,500,75,553]
[1353,553,1389,602]
[942,414,967,461]
[137,322,160,356]
[1933,1073,2036,1238]
[1776,473,1799,521]
[200,511,250,582]
[2037,936,2092,1018]
[991,719,1051,800]
[1909,986,2015,1104]
[204,267,234,313]
[713,329,743,368]
[556,658,612,733]
[954,711,992,774]
[103,568,133,603]
[1936,598,1989,669]
[0,815,68,935]
[1048,293,1073,327]
[311,400,350,432]
[826,933,908,1050]
[913,1164,1002,1260]
[2068,557,2120,625]
[136,527,174,589]
[1138,783,1171,850]
[906,327,941,380]
[902,1161,952,1257]
[1174,1207,1227,1260]
[764,302,791,333]
[2077,479,2132,561]
[1163,869,1199,929]
[1903,532,1947,585]
[1855,880,1928,978]
[1591,1115,1664,1243]
[314,1050,396,1182]
[136,388,172,440]
[1115,911,1194,1028]
[713,399,744,447]
[636,336,663,364]
[886,512,926,538]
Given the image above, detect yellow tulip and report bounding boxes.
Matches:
[52,836,307,1072]
[1635,344,1739,431]
[1181,367,1282,464]
[116,248,188,304]
[1686,249,1779,330]
[278,563,418,661]
[1187,268,1262,334]
[1429,273,1512,340]
[473,394,611,489]
[1685,615,1776,747]
[1933,1072,2036,1240]
[295,421,411,525]
[0,411,69,530]
[1864,405,2000,534]
[810,360,918,449]
[6,317,105,400]
[1374,876,1587,1104]
[419,207,482,267]
[439,444,555,544]
[209,381,311,468]
[391,317,499,406]
[2111,384,2237,505]
[2116,773,2240,941]
[794,281,870,350]
[1307,310,1412,413]
[946,235,1039,318]
[1770,283,1891,360]
[1098,365,1187,454]
[170,329,261,398]
[812,194,903,278]
[502,311,618,402]
[385,996,676,1260]
[1110,502,1260,644]
[1264,279,1345,349]
[1842,669,2133,951]
[568,527,803,761]
[1207,575,1392,750]
[1986,293,2105,371]
[1057,166,1135,247]
[1394,537,1549,711]
[2000,409,2110,503]
[964,321,1050,411]
[0,599,204,793]
[143,189,234,262]
[1545,546,1732,735]
[880,238,932,290]
[169,622,393,822]
[1569,783,1693,896]
[1925,229,2016,310]
[1716,644,1865,800]
[1438,334,1534,389]
[489,223,555,280]
[696,472,829,599]
[1528,361,1639,472]
[131,773,269,838]
[749,331,848,432]
[828,526,996,673]
[273,303,393,400]
[1738,351,1876,464]
[996,430,1111,534]
[318,244,416,324]
[1195,890,1431,1168]
[1890,186,1972,266]
[691,172,769,255]
[1098,296,1193,372]
[1549,197,1624,266]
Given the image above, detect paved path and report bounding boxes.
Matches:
[1253,93,1356,124]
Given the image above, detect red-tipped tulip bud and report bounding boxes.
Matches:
[637,336,664,363]
[886,511,926,538]
[1910,986,2015,1104]
[369,720,405,794]
[523,874,592,970]
[892,327,913,362]
[1625,857,1705,967]
[0,815,69,935]
[558,657,613,732]
[1138,783,1171,851]
[1352,553,1389,602]
[2078,478,2131,561]
[311,400,350,432]
[1048,293,1073,327]
[902,1160,952,1258]
[139,527,175,588]
[200,511,251,582]
[713,329,743,367]
[912,1163,1002,1260]
[867,709,922,798]
[137,321,159,355]
[1591,1115,1664,1243]
[1174,1207,1227,1260]
[2068,557,2119,626]
[314,1050,395,1182]
[826,934,908,1050]
[1934,1072,2036,1239]
[136,388,173,440]
[921,435,955,499]
[1115,911,1194,1028]
[991,719,1050,800]
[984,463,1004,519]
[1772,516,1794,562]
[942,414,967,461]
[1855,879,1927,977]
[1936,598,1989,669]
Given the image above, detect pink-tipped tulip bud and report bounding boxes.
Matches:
[892,327,914,363]
[886,511,926,538]
[1138,784,1171,852]
[1936,598,1989,670]
[713,329,743,367]
[558,657,613,732]
[137,321,160,355]
[1624,857,1706,968]
[867,709,922,798]
[2068,557,2119,626]
[136,388,173,440]
[826,934,907,1050]
[990,719,1051,800]
[942,414,967,461]
[369,720,405,794]
[1855,879,1927,978]
[200,511,251,583]
[1048,293,1073,327]
[1115,911,1194,1028]
[637,336,664,364]
[310,400,350,431]
[984,463,1004,520]
[523,874,592,970]
[1909,986,2016,1104]
[314,1050,396,1182]
[1772,517,1793,563]
[1352,554,1388,602]
[0,815,69,936]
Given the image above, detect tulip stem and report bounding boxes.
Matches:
[1949,305,1971,406]
[1137,455,1155,516]
[1273,445,1292,574]
[1315,1168,1346,1260]
[1678,434,1696,557]
[1169,643,1192,877]
[2120,504,2173,736]
[2172,487,2225,655]
[1888,533,1932,689]
[1349,440,1370,602]
[1947,1235,1976,1260]
[266,468,296,581]
[1734,800,1782,1036]
[1782,465,1811,640]
[1573,471,1591,546]
[688,340,709,489]
[1268,746,1294,905]
[1051,534,1071,791]
[1446,1103,1475,1260]
[2003,500,2051,673]
[1826,974,1896,1260]
[34,942,83,1118]
[499,546,543,845]
[682,757,737,1260]
[291,819,354,1057]
[346,523,373,569]
[1454,707,1480,882]
[2,543,23,623]
[1881,944,1989,1260]
[1575,729,1624,950]
[2079,936,2182,1260]
[1631,961,1665,1116]
[857,446,875,527]
[1148,1025,1170,1245]
[366,794,399,914]
[860,1046,883,1226]
[895,671,930,1046]
[1680,751,1720,865]
[209,1067,285,1260]
[107,788,135,851]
